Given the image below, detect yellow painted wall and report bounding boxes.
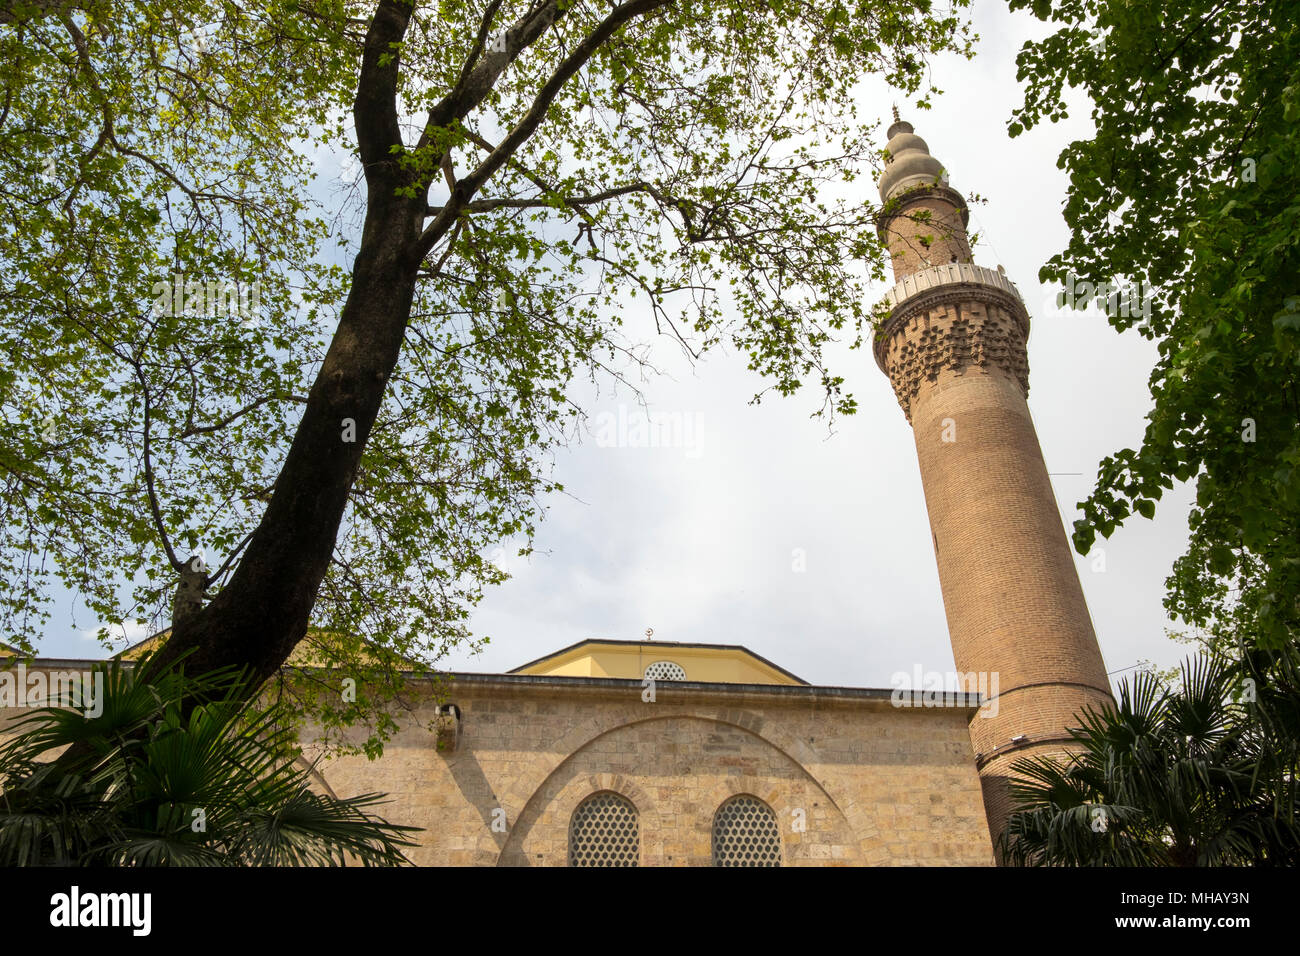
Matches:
[514,642,803,685]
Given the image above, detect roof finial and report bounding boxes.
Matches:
[885,106,913,144]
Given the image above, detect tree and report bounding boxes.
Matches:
[999,648,1300,867]
[0,655,421,864]
[1,0,974,747]
[1005,0,1300,648]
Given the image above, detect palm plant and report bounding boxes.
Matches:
[999,648,1300,866]
[0,655,420,865]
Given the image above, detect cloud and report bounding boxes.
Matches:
[78,620,152,648]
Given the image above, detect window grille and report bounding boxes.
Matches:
[712,795,782,867]
[643,660,686,681]
[569,792,639,867]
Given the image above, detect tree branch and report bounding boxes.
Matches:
[416,0,674,258]
[417,0,565,153]
[354,0,414,176]
[426,180,658,215]
[134,362,184,573]
[179,393,309,439]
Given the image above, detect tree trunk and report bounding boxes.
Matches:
[145,188,426,691]
[136,0,429,697]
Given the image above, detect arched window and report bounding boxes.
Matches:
[644,660,686,681]
[712,794,782,867]
[569,792,640,867]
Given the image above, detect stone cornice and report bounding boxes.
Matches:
[8,657,983,714]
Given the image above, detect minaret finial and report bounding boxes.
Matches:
[885,107,913,145]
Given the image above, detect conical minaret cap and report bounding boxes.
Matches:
[879,118,948,202]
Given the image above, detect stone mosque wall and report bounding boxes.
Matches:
[303,674,996,866]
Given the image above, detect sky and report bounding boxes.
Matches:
[444,0,1198,689]
[38,0,1198,692]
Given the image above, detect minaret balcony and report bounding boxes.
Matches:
[881,261,1023,313]
[873,261,1032,376]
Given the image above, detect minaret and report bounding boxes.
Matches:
[873,116,1113,848]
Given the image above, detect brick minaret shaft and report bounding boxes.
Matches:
[873,118,1113,848]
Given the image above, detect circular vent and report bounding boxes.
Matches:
[569,792,639,867]
[644,660,686,681]
[713,795,783,867]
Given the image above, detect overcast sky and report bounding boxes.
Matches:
[40,0,1198,692]
[447,0,1198,690]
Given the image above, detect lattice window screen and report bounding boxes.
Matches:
[644,660,686,681]
[712,795,783,867]
[568,792,640,867]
